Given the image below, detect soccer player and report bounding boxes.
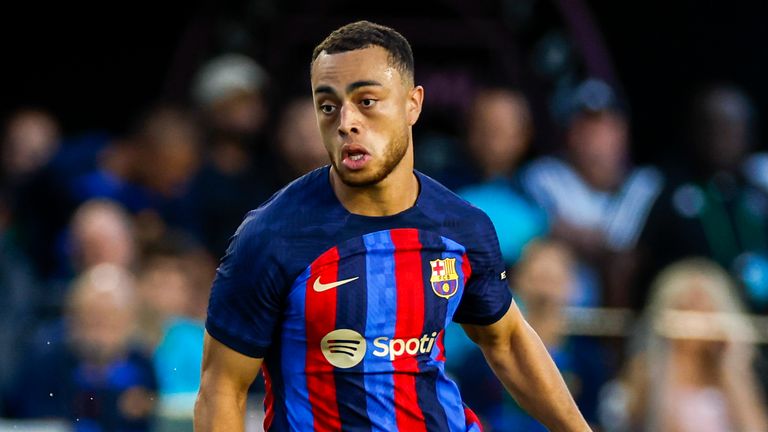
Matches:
[195,21,591,432]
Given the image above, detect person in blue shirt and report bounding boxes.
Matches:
[458,87,547,266]
[8,264,156,431]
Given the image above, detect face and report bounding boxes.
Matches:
[516,243,574,313]
[3,110,60,179]
[663,278,724,356]
[70,289,135,364]
[72,207,135,270]
[468,91,530,177]
[210,90,267,135]
[567,111,628,190]
[311,46,423,187]
[137,258,192,319]
[140,113,201,195]
[695,90,751,172]
[277,98,328,176]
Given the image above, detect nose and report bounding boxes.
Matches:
[337,103,361,137]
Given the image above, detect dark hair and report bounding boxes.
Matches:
[311,21,414,83]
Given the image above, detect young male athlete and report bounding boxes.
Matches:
[195,21,591,432]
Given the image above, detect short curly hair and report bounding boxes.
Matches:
[311,21,414,84]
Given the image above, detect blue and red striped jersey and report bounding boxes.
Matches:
[206,167,512,431]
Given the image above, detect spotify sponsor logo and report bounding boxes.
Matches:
[321,329,366,368]
[321,329,439,367]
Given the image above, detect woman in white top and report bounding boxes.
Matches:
[607,258,768,432]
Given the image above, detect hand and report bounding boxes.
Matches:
[719,339,756,380]
[118,386,156,419]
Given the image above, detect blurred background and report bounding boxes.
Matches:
[3,1,768,431]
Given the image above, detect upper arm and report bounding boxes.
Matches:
[200,331,263,394]
[461,300,522,350]
[205,211,287,358]
[452,210,513,326]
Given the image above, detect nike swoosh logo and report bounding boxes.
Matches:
[313,276,359,292]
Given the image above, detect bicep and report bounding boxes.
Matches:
[200,331,263,395]
[460,301,522,350]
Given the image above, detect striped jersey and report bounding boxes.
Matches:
[520,156,663,251]
[206,167,512,431]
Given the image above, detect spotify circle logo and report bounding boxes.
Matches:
[321,329,366,368]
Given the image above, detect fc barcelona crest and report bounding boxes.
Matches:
[430,258,459,299]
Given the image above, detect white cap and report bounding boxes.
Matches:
[193,53,268,107]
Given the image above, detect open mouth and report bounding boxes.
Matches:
[341,144,371,170]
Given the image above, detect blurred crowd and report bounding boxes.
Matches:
[4,17,768,432]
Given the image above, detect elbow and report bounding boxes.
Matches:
[196,372,250,414]
[194,382,216,422]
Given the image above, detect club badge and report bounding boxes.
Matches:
[430,258,459,299]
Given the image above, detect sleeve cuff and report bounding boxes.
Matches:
[205,319,269,359]
[453,295,512,326]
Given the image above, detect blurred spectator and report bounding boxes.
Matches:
[69,200,136,274]
[744,152,768,195]
[520,78,663,307]
[68,106,202,257]
[274,96,328,184]
[68,135,143,213]
[2,109,70,278]
[450,240,611,431]
[0,190,40,405]
[131,106,202,239]
[601,258,768,432]
[191,54,278,256]
[6,264,157,431]
[134,107,201,200]
[34,199,138,315]
[134,239,215,428]
[135,256,191,348]
[1,109,61,188]
[193,54,268,137]
[457,88,547,265]
[638,85,768,311]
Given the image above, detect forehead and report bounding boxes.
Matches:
[311,46,402,88]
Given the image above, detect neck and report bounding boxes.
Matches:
[668,346,718,387]
[331,149,419,217]
[212,140,250,174]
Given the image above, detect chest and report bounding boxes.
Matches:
[282,228,470,357]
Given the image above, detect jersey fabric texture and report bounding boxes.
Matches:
[206,167,512,432]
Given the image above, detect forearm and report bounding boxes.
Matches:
[722,366,768,431]
[194,384,248,431]
[481,320,590,432]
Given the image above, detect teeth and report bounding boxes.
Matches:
[350,154,364,161]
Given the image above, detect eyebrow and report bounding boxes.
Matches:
[313,80,383,96]
[346,80,382,93]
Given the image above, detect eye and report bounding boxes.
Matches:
[360,99,377,108]
[319,104,337,114]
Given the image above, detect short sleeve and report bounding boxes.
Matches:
[205,210,286,358]
[452,211,513,325]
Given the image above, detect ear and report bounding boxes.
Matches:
[406,85,425,126]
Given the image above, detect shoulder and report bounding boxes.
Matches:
[627,165,664,189]
[521,156,569,176]
[223,167,334,270]
[417,172,500,260]
[236,167,333,238]
[622,165,666,212]
[416,171,495,229]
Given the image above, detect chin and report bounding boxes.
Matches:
[333,163,389,188]
[336,170,387,188]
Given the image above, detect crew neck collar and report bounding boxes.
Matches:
[325,166,424,220]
